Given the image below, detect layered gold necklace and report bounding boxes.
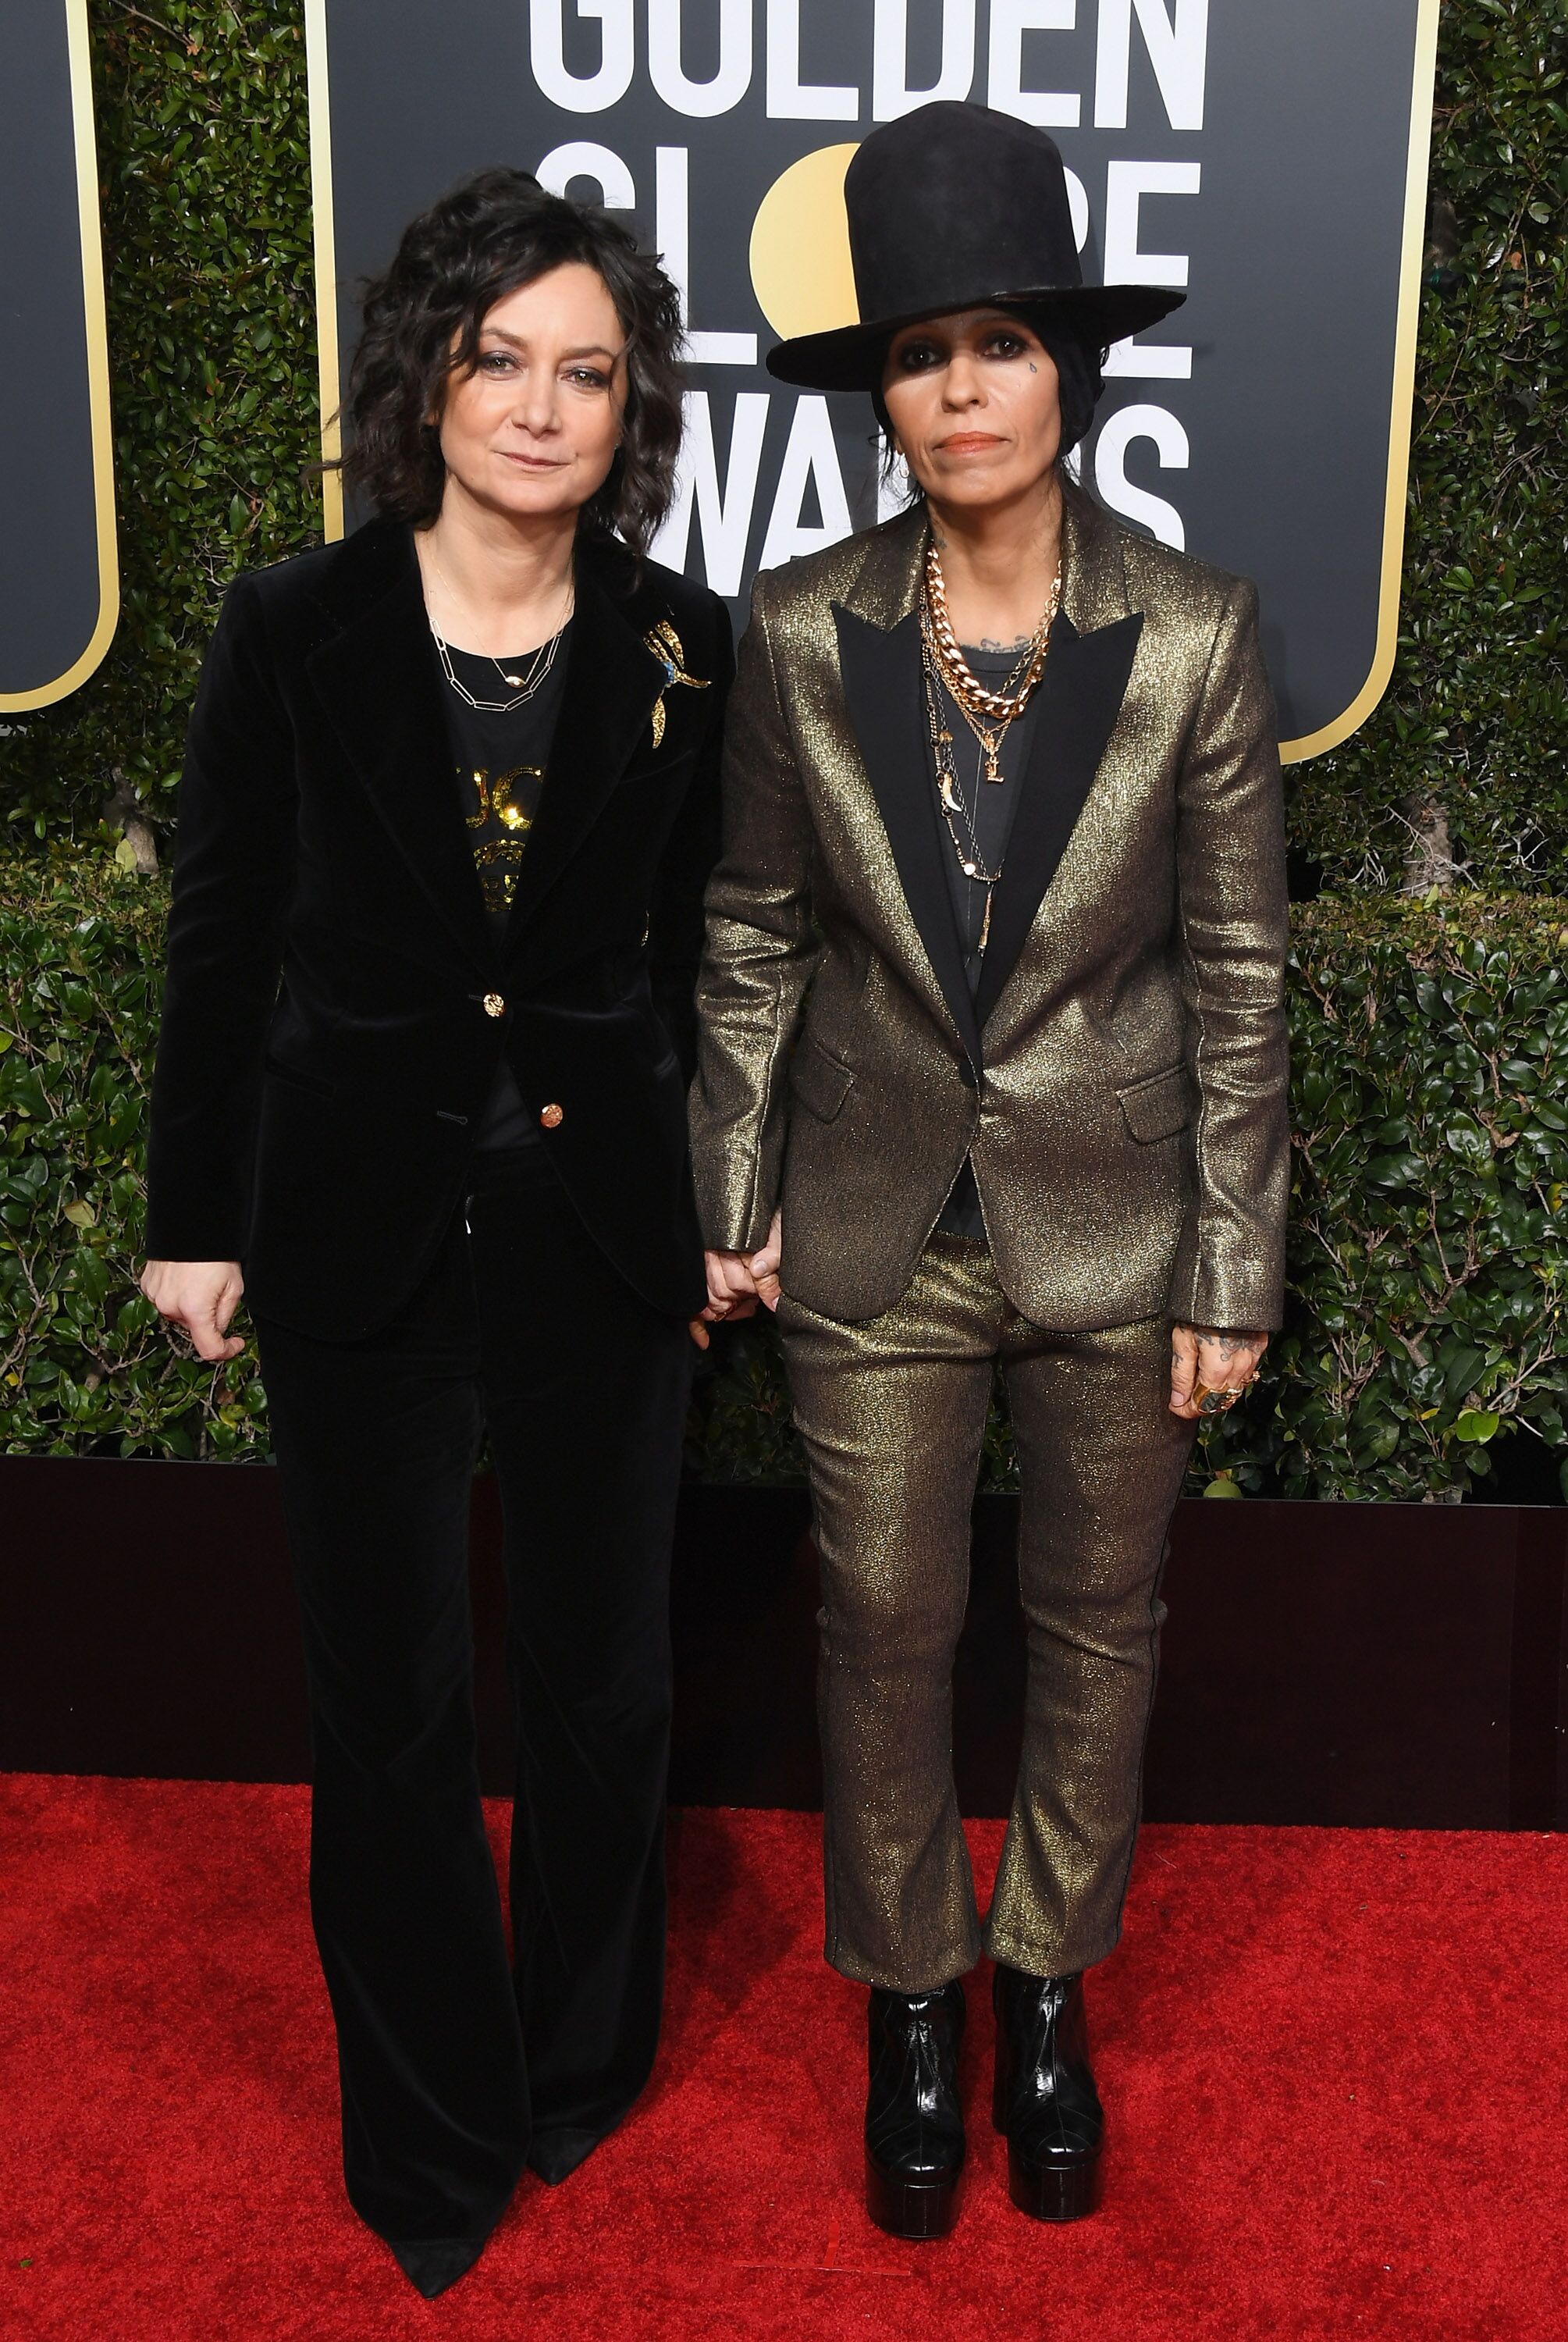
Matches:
[918,543,1061,954]
[919,542,1061,783]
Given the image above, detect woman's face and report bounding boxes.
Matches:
[436,262,629,525]
[880,311,1062,514]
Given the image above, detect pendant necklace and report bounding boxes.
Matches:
[918,545,1062,956]
[423,546,574,714]
[922,543,1060,781]
[922,641,1003,953]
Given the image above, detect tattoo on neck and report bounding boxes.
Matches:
[977,635,1032,652]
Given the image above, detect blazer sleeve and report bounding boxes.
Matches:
[645,592,734,1083]
[1169,577,1291,1333]
[144,572,297,1262]
[688,572,822,1255]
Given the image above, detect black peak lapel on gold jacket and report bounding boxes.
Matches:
[834,598,983,1073]
[971,605,1143,1031]
[830,494,1142,1066]
[972,498,1143,1030]
[304,521,493,967]
[503,539,670,951]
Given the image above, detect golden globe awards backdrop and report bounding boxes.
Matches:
[305,0,1438,758]
[0,0,117,712]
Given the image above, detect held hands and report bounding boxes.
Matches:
[1168,1324,1268,1420]
[139,1260,247,1365]
[702,1210,783,1326]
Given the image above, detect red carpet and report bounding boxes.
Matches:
[2,1779,1565,2342]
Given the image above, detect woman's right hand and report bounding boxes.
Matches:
[139,1260,247,1363]
[702,1211,783,1322]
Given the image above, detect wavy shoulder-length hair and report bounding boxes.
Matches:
[338,167,684,552]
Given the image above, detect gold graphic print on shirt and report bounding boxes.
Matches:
[463,763,542,915]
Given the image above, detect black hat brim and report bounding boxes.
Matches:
[765,283,1186,392]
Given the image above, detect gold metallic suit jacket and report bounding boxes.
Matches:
[689,494,1289,1333]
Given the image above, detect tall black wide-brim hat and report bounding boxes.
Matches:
[766,101,1185,393]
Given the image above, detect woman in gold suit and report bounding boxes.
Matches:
[692,103,1288,2241]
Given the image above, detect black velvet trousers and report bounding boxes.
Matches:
[254,1147,693,2262]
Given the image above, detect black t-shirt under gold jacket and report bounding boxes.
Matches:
[145,522,731,1338]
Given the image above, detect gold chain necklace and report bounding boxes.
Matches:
[922,644,1002,952]
[921,543,1061,781]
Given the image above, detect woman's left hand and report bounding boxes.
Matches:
[1168,1325,1268,1420]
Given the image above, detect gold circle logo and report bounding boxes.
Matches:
[748,143,861,342]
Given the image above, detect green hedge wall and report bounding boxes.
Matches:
[0,0,1563,886]
[5,857,1566,1503]
[1,3,1564,1496]
[2,1,318,847]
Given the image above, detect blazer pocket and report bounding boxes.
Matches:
[1118,1061,1194,1144]
[790,1038,854,1124]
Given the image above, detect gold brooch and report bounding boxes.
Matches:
[644,619,709,749]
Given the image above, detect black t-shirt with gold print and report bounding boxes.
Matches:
[439,629,571,1151]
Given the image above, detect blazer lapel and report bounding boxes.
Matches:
[833,524,983,1073]
[502,546,668,949]
[972,604,1144,1030]
[304,523,492,966]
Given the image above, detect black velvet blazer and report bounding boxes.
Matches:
[145,520,732,1338]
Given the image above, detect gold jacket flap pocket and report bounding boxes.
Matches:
[1118,1062,1195,1144]
[790,1038,855,1123]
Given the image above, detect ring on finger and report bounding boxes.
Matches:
[1193,1381,1245,1414]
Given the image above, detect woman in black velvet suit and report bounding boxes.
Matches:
[139,170,731,2298]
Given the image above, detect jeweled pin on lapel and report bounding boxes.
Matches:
[644,619,709,748]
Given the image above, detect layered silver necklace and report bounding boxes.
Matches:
[424,545,573,714]
[430,621,565,714]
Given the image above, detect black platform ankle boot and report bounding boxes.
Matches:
[991,1966,1104,2221]
[864,1980,966,2240]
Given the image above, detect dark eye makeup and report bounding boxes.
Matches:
[893,326,1033,372]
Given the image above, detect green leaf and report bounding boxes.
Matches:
[1452,1408,1502,1443]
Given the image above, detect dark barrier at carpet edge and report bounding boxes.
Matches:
[2,1458,1565,1831]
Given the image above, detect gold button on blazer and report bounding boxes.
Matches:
[689,491,1290,1334]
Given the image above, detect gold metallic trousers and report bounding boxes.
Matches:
[778,1236,1194,1993]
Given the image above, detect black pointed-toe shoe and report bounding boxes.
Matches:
[864,1980,967,2240]
[387,2234,489,2298]
[992,1965,1104,2222]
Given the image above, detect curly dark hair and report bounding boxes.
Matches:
[338,167,684,550]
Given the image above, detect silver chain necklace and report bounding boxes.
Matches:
[423,543,573,713]
[430,621,565,714]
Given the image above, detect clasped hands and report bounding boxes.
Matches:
[702,1209,784,1328]
[699,1216,1267,1423]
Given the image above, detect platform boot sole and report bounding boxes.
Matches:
[992,2070,1103,2221]
[865,2151,962,2240]
[1002,2141,1103,2222]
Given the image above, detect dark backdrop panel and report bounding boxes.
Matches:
[0,1,112,703]
[315,0,1434,750]
[4,1459,1564,1831]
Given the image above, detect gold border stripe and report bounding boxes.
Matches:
[304,0,345,543]
[0,0,120,712]
[1280,0,1440,764]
